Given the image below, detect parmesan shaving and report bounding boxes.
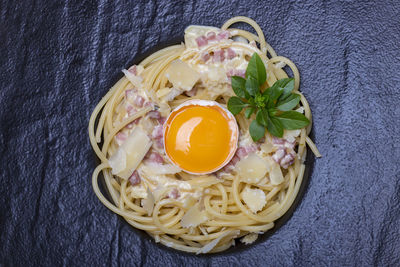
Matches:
[109,127,152,179]
[270,162,284,185]
[180,204,208,228]
[165,60,200,91]
[141,187,155,216]
[196,230,240,254]
[237,153,268,184]
[145,162,181,175]
[241,186,266,213]
[240,233,258,244]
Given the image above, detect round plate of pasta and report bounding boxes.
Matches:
[89,16,321,254]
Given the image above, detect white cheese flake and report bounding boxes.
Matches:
[180,203,208,228]
[240,233,258,244]
[165,60,200,91]
[237,153,268,184]
[241,186,266,213]
[270,162,284,185]
[141,187,155,216]
[109,127,152,179]
[196,230,240,254]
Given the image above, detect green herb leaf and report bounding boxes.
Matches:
[246,53,266,85]
[267,116,284,137]
[256,109,269,126]
[227,97,248,115]
[276,110,310,130]
[245,76,260,97]
[249,120,265,141]
[264,84,283,108]
[245,107,255,118]
[276,78,295,100]
[231,76,247,99]
[276,93,300,111]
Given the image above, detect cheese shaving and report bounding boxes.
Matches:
[141,187,155,216]
[196,230,240,254]
[180,203,208,228]
[241,186,266,213]
[240,233,258,244]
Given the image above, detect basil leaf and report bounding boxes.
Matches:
[276,78,295,100]
[267,116,284,137]
[227,97,248,115]
[264,84,283,108]
[245,76,260,97]
[249,120,265,141]
[276,93,300,111]
[246,53,266,85]
[276,110,310,130]
[231,76,247,99]
[245,107,255,118]
[256,109,269,126]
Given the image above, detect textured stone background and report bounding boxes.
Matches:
[1,0,399,266]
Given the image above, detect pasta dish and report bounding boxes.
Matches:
[89,16,320,254]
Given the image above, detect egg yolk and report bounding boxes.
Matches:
[164,104,236,174]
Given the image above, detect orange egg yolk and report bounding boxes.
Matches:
[164,104,236,174]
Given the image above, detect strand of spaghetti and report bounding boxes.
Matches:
[306,136,321,157]
[238,222,274,232]
[216,183,228,213]
[222,16,268,55]
[105,78,130,131]
[227,28,259,43]
[204,195,248,221]
[269,56,300,91]
[139,44,184,67]
[152,199,187,235]
[93,77,125,143]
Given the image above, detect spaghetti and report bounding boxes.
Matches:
[89,16,320,254]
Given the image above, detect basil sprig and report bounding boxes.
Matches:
[227,53,310,141]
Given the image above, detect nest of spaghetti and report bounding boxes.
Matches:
[89,16,320,254]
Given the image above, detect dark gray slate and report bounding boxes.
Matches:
[1,0,399,266]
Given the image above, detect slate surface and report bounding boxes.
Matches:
[1,0,400,266]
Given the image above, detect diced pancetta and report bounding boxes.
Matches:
[196,36,208,47]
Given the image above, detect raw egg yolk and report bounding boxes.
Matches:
[164,104,236,174]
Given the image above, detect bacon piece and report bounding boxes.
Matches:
[168,188,180,199]
[148,110,161,120]
[235,69,246,78]
[146,151,164,164]
[185,87,198,97]
[206,31,216,41]
[272,149,286,164]
[213,49,225,63]
[128,65,137,75]
[236,147,248,159]
[217,30,230,40]
[249,40,257,48]
[152,124,163,139]
[115,132,127,146]
[129,171,141,186]
[158,117,166,125]
[201,52,210,62]
[196,36,208,47]
[280,153,295,169]
[155,138,164,149]
[272,137,286,145]
[227,48,236,59]
[230,155,240,165]
[126,105,137,117]
[133,95,145,107]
